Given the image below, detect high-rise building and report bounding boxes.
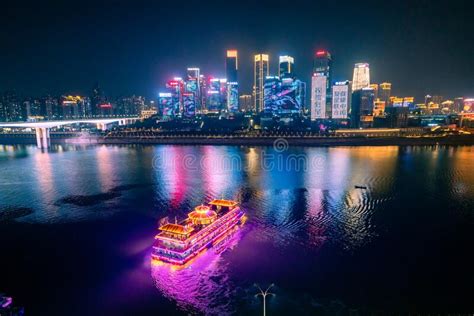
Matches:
[279,55,294,78]
[263,76,280,113]
[379,82,392,105]
[227,81,239,113]
[262,76,305,116]
[351,87,375,127]
[352,63,370,91]
[165,78,184,116]
[226,50,239,113]
[331,81,352,119]
[158,92,174,118]
[253,54,269,113]
[239,95,253,112]
[185,68,200,115]
[313,50,332,78]
[310,75,327,120]
[313,50,332,117]
[199,75,207,113]
[226,50,238,83]
[206,78,223,113]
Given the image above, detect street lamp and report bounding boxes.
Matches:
[254,283,275,316]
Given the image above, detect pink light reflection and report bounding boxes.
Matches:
[150,228,243,315]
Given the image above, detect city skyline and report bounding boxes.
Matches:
[1,1,473,101]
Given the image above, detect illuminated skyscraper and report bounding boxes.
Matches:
[279,55,294,78]
[310,75,327,120]
[253,54,269,112]
[331,81,352,119]
[185,68,200,116]
[226,50,238,83]
[226,50,239,113]
[312,50,332,118]
[379,82,392,105]
[352,63,370,91]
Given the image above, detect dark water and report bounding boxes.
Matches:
[1,144,473,315]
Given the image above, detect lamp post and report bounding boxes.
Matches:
[254,283,275,316]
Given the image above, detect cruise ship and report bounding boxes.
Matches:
[152,199,245,265]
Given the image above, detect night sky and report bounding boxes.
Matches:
[1,0,473,101]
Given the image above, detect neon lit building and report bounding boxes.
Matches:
[158,92,174,118]
[227,82,239,113]
[263,76,280,113]
[226,50,239,113]
[165,78,184,116]
[310,74,327,120]
[313,50,332,118]
[206,79,222,113]
[253,54,269,113]
[352,63,370,91]
[199,75,207,113]
[279,55,294,78]
[262,76,305,116]
[226,50,238,83]
[186,68,200,115]
[331,81,352,119]
[183,93,195,117]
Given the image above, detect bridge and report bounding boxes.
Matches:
[0,117,138,148]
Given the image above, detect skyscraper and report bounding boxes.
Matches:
[310,75,327,120]
[332,81,352,119]
[312,50,332,118]
[185,68,200,116]
[253,54,269,113]
[352,63,370,91]
[226,50,239,113]
[226,50,238,83]
[351,87,375,127]
[279,55,294,78]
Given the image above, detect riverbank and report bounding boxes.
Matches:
[1,133,474,147]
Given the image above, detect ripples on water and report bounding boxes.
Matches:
[1,144,474,314]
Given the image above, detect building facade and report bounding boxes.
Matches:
[279,55,294,79]
[310,75,327,120]
[352,63,370,91]
[332,81,352,119]
[253,54,269,113]
[313,50,332,117]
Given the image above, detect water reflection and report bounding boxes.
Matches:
[151,229,243,315]
[1,145,474,314]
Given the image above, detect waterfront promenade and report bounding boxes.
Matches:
[1,131,474,147]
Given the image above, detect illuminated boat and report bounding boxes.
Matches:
[152,199,245,265]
